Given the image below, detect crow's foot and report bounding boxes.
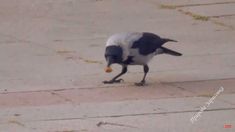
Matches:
[103,79,124,84]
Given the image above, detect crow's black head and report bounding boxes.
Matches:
[105,45,123,66]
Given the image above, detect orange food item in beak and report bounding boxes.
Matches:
[105,67,113,73]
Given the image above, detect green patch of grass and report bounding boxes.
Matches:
[78,57,103,64]
[8,120,25,127]
[56,49,76,54]
[160,4,209,21]
[178,9,209,21]
[160,4,177,9]
[192,14,209,21]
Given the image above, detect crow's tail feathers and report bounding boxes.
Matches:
[162,38,178,43]
[161,47,182,56]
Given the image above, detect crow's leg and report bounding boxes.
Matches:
[135,65,149,86]
[103,66,127,84]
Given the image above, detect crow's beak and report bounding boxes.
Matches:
[105,56,114,73]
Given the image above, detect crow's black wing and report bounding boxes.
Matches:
[131,33,166,56]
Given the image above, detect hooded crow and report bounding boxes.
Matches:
[103,32,182,86]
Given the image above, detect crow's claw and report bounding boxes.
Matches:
[103,79,124,84]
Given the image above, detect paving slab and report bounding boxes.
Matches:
[0,83,192,107]
[0,96,234,131]
[1,78,235,108]
[0,94,234,123]
[1,0,235,92]
[21,110,233,132]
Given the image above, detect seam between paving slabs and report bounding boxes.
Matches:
[0,85,128,94]
[160,1,235,8]
[4,107,235,123]
[1,78,235,94]
[161,77,235,84]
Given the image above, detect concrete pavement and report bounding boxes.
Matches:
[0,0,235,131]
